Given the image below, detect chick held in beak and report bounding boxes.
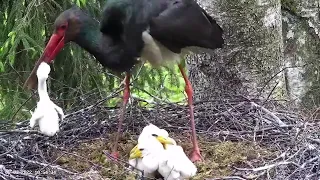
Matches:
[23,33,65,90]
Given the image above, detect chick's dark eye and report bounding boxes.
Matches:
[139,148,144,151]
[151,134,157,137]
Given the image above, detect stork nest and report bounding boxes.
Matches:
[0,90,320,180]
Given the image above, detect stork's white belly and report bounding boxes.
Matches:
[140,31,214,68]
[141,31,182,68]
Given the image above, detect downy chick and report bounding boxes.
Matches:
[29,62,64,136]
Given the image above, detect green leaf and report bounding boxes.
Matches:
[21,38,30,49]
[8,31,15,37]
[0,61,4,72]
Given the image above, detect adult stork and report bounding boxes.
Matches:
[23,0,224,162]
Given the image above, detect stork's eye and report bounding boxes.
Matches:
[151,134,157,137]
[60,25,67,30]
[139,148,144,151]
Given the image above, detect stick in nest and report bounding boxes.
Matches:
[13,154,76,175]
[250,102,286,126]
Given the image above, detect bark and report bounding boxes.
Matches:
[188,0,320,108]
[282,0,320,107]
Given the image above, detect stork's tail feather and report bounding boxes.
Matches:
[210,21,224,49]
[201,9,224,49]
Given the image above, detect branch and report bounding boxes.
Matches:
[208,176,247,180]
[213,102,247,116]
[0,165,20,180]
[235,161,299,172]
[14,155,76,175]
[64,88,123,118]
[250,102,286,126]
[300,156,319,168]
[0,129,38,134]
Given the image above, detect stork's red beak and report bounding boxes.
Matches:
[23,34,65,90]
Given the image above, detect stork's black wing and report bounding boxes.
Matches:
[100,0,167,57]
[100,0,131,41]
[149,0,224,53]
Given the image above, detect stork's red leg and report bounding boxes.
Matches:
[111,72,131,159]
[178,64,202,162]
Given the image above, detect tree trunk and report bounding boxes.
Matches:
[188,0,284,102]
[282,0,320,108]
[188,0,320,108]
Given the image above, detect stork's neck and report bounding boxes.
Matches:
[73,16,110,62]
[37,78,50,101]
[74,27,104,58]
[72,10,137,72]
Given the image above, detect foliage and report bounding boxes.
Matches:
[0,0,185,121]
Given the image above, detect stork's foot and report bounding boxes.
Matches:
[189,148,202,162]
[110,151,120,160]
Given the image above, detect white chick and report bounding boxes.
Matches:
[158,142,197,180]
[29,62,64,136]
[129,135,165,178]
[129,124,174,178]
[146,126,198,179]
[138,123,171,144]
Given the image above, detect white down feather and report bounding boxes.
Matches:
[129,123,167,178]
[29,62,64,136]
[158,140,197,180]
[129,124,197,179]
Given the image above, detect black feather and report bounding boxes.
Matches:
[100,0,130,41]
[100,0,223,56]
[149,0,224,53]
[63,0,224,74]
[100,0,166,56]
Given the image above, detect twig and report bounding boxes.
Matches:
[0,129,38,134]
[235,161,299,172]
[0,141,19,158]
[307,138,320,145]
[257,65,307,98]
[131,84,171,104]
[103,150,144,174]
[14,155,76,175]
[1,93,319,179]
[213,102,247,116]
[300,156,319,168]
[11,92,36,121]
[64,88,123,118]
[207,176,247,180]
[250,102,286,126]
[0,165,20,180]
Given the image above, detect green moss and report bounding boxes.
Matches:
[54,133,137,179]
[281,0,298,14]
[54,134,273,179]
[191,140,273,179]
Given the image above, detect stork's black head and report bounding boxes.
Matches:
[23,6,93,89]
[42,6,85,63]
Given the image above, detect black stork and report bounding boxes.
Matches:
[24,0,224,162]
